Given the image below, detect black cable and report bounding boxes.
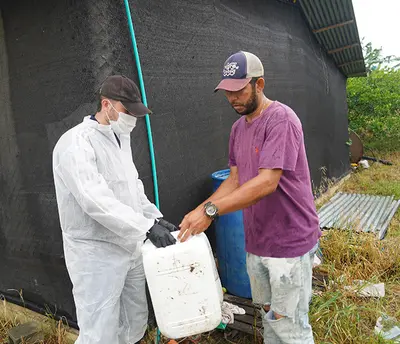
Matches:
[362,145,394,166]
[362,156,393,166]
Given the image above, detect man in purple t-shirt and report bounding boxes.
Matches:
[179,51,321,343]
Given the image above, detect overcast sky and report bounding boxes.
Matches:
[352,0,400,57]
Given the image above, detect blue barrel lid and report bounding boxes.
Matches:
[211,169,230,181]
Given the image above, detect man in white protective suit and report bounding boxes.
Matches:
[52,75,177,344]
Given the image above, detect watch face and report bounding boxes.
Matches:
[206,204,217,216]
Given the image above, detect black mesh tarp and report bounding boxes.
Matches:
[0,0,349,323]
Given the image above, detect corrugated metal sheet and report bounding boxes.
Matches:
[318,193,400,239]
[299,0,366,77]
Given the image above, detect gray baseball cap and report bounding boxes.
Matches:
[100,75,151,117]
[215,51,264,92]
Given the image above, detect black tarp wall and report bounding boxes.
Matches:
[0,0,349,323]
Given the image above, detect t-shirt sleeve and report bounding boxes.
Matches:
[259,120,302,171]
[228,126,237,167]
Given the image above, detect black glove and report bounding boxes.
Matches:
[158,218,178,232]
[147,222,177,248]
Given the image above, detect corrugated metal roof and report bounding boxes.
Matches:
[299,0,366,77]
[318,192,400,239]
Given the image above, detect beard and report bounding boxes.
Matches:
[231,86,259,116]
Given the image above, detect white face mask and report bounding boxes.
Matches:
[106,102,137,134]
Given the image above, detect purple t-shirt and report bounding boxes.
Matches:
[229,101,321,258]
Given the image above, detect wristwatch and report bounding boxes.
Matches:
[204,202,219,220]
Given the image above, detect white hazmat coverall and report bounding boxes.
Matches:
[53,116,162,344]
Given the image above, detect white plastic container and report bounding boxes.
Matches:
[205,235,224,305]
[142,232,222,339]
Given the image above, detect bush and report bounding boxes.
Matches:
[349,114,400,152]
[347,69,400,118]
[347,69,400,152]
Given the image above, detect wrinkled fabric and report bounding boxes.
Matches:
[53,116,162,343]
[247,246,315,344]
[221,301,245,324]
[228,101,321,258]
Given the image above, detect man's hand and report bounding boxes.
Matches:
[178,207,212,242]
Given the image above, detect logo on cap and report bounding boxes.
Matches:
[223,62,240,77]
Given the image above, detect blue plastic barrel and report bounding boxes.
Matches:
[211,169,252,299]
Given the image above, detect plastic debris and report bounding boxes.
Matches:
[313,255,322,268]
[359,160,370,169]
[345,280,385,298]
[217,322,228,330]
[375,314,400,342]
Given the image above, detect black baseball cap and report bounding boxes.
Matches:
[100,75,151,117]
